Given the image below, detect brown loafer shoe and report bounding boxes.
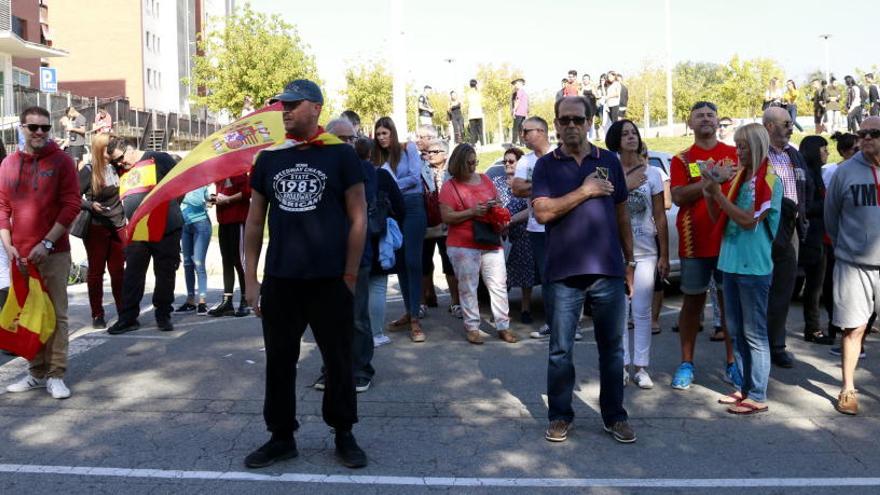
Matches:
[466,330,483,345]
[836,390,858,415]
[387,314,411,332]
[497,330,518,343]
[409,320,426,343]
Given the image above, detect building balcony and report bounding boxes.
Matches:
[0,29,66,58]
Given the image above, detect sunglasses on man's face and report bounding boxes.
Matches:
[336,135,356,143]
[504,158,518,165]
[425,149,444,155]
[857,129,880,140]
[557,116,587,126]
[281,100,304,112]
[24,124,52,133]
[109,154,125,166]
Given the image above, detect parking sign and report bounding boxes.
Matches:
[40,67,57,94]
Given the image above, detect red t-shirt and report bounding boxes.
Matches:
[670,142,738,258]
[438,174,500,250]
[214,173,251,224]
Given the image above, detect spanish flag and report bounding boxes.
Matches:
[126,102,288,242]
[713,158,779,236]
[0,265,56,360]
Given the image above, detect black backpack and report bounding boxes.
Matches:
[367,189,391,237]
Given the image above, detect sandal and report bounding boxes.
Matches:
[709,327,726,342]
[717,391,743,405]
[387,313,411,331]
[497,330,518,343]
[651,325,662,335]
[466,330,483,345]
[409,320,426,343]
[728,400,768,415]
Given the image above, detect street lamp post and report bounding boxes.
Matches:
[390,0,407,134]
[819,34,832,83]
[665,0,674,136]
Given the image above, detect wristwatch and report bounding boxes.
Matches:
[41,239,55,251]
[625,260,637,268]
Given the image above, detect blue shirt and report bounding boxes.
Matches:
[381,141,423,195]
[181,186,211,225]
[718,176,783,276]
[251,142,364,279]
[531,145,628,282]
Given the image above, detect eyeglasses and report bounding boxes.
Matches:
[336,135,356,143]
[719,124,732,129]
[690,101,717,112]
[522,128,542,134]
[24,124,52,133]
[857,129,880,140]
[281,100,304,112]
[504,158,517,165]
[557,116,587,126]
[778,120,793,128]
[425,150,444,155]
[109,153,125,166]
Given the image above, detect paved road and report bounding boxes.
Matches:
[0,267,878,494]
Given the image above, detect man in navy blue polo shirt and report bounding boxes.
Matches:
[532,96,637,444]
[242,80,368,469]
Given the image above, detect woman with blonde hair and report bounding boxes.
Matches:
[704,123,783,415]
[78,133,126,329]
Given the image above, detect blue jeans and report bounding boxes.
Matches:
[368,274,388,338]
[548,276,628,426]
[182,219,211,300]
[398,193,427,316]
[352,265,374,380]
[722,272,771,402]
[529,231,553,329]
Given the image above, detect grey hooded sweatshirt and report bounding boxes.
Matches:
[824,151,880,266]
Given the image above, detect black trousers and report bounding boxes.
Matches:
[451,117,464,143]
[512,116,525,144]
[872,103,880,117]
[468,118,484,146]
[767,232,798,355]
[119,229,181,323]
[261,276,357,437]
[801,245,826,333]
[847,107,863,132]
[608,106,620,122]
[218,222,246,297]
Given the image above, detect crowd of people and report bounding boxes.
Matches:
[0,74,878,470]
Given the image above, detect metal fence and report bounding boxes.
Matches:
[1,85,219,152]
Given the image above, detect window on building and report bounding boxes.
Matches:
[158,72,162,88]
[145,31,150,50]
[12,68,32,87]
[156,37,160,54]
[12,16,27,39]
[155,2,159,17]
[147,68,152,88]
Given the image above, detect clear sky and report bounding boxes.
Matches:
[247,0,877,97]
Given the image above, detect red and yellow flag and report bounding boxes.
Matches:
[126,102,289,242]
[0,265,56,360]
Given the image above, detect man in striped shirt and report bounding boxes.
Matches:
[762,107,814,369]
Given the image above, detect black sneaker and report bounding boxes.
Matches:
[92,316,106,329]
[335,431,367,468]
[208,299,235,317]
[244,438,298,469]
[313,375,326,391]
[234,303,251,317]
[156,319,174,332]
[355,377,371,393]
[520,311,533,324]
[107,320,141,335]
[604,420,637,443]
[196,303,208,315]
[175,302,196,313]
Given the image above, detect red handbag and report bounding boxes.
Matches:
[423,177,443,227]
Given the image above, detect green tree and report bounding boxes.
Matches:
[342,60,393,128]
[472,64,523,143]
[672,61,725,122]
[716,56,784,119]
[624,63,666,129]
[186,4,321,116]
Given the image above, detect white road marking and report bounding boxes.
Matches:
[0,464,879,488]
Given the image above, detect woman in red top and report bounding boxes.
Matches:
[207,173,251,317]
[438,144,515,345]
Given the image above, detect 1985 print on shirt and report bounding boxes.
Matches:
[272,163,327,212]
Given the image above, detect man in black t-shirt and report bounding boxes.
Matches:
[243,79,368,470]
[418,85,434,126]
[106,137,182,335]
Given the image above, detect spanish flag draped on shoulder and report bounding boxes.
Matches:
[0,265,56,360]
[712,158,779,237]
[127,101,334,242]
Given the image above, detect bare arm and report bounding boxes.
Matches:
[243,189,268,316]
[709,188,769,230]
[616,202,636,297]
[440,203,484,225]
[662,180,672,210]
[343,183,367,288]
[652,192,670,278]
[511,177,532,198]
[671,182,706,207]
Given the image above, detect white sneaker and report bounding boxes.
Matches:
[633,369,654,389]
[574,328,584,341]
[529,324,551,339]
[373,335,392,348]
[46,378,71,399]
[623,369,629,387]
[6,375,46,393]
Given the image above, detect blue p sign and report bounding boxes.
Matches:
[40,67,57,94]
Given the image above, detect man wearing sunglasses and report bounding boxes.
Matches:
[763,106,814,369]
[825,117,880,415]
[532,96,636,444]
[0,106,81,400]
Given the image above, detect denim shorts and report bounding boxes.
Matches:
[679,257,723,295]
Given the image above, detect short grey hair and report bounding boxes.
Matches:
[417,124,438,138]
[427,138,448,152]
[325,118,354,135]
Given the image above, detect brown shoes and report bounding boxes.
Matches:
[387,314,411,332]
[836,390,858,415]
[497,330,518,343]
[409,320,426,343]
[466,330,483,345]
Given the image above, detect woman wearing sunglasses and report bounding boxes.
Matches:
[78,133,126,329]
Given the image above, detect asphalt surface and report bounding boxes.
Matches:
[1,259,879,494]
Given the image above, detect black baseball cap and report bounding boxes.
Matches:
[274,79,324,105]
